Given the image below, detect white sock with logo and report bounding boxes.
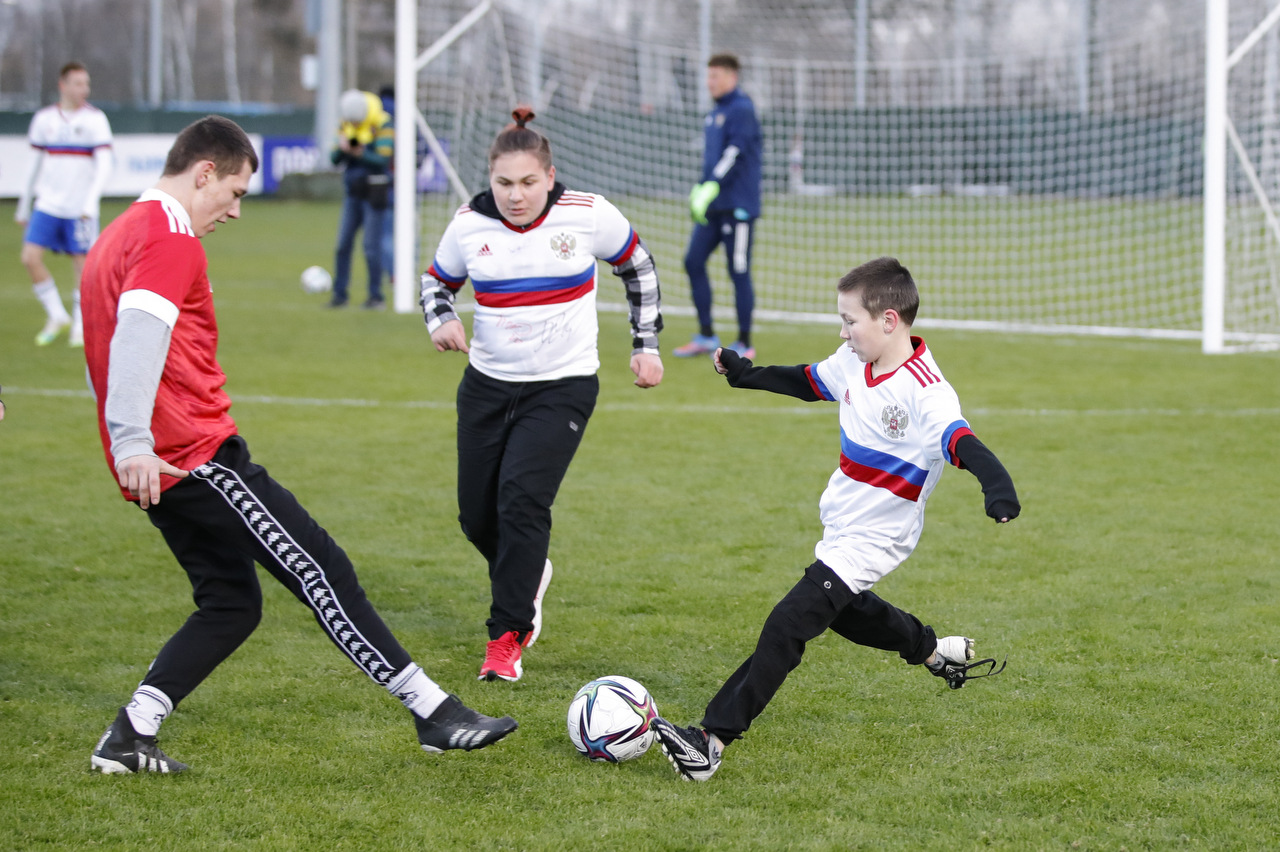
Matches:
[126,685,174,737]
[32,278,70,322]
[71,287,81,328]
[388,664,448,719]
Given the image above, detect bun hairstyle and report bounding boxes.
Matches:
[488,104,553,171]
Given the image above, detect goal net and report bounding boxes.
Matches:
[406,0,1280,350]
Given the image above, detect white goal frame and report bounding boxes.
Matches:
[390,0,484,313]
[1204,0,1280,353]
[393,0,1280,354]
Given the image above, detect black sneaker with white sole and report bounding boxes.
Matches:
[90,707,188,774]
[414,694,518,753]
[652,717,722,781]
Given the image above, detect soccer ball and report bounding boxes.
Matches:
[300,265,333,294]
[566,676,658,763]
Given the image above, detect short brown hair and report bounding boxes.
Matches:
[163,115,259,178]
[708,53,740,73]
[838,257,920,326]
[487,105,553,172]
[59,62,87,80]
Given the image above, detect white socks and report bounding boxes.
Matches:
[388,664,448,719]
[125,667,449,737]
[126,685,174,737]
[33,278,70,322]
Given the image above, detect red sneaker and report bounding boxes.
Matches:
[478,631,524,681]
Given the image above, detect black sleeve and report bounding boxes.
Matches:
[954,433,1020,522]
[719,348,822,401]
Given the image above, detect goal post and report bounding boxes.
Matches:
[1203,0,1227,354]
[1205,0,1280,352]
[392,0,417,314]
[394,0,1280,353]
[392,0,488,313]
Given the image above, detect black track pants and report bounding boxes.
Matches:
[139,436,411,705]
[454,366,598,640]
[701,560,937,743]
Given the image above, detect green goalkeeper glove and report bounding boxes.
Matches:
[689,181,720,224]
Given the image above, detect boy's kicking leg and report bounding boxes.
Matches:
[655,561,843,780]
[654,561,972,781]
[828,588,975,683]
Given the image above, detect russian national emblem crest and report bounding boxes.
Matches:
[881,404,910,439]
[550,233,576,260]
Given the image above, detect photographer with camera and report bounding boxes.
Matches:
[329,89,394,310]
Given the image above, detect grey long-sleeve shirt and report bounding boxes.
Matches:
[102,307,172,465]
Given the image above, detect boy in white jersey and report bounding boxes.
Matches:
[15,61,114,347]
[653,257,1020,781]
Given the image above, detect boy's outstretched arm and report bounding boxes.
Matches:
[954,434,1020,523]
[713,348,823,401]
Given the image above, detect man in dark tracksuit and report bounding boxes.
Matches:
[674,53,764,361]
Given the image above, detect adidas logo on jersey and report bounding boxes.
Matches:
[477,244,493,257]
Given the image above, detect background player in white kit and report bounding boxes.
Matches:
[652,257,1020,781]
[421,107,664,683]
[15,61,113,347]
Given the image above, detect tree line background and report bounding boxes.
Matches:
[0,0,1214,116]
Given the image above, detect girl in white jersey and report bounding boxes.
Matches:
[650,257,1019,781]
[420,107,664,682]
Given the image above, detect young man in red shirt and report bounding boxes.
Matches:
[82,116,516,774]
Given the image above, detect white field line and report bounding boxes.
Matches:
[7,386,1280,419]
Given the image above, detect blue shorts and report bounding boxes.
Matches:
[24,210,97,255]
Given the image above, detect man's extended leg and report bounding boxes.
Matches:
[179,436,516,749]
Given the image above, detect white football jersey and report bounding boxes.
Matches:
[806,338,975,593]
[428,190,644,382]
[26,103,114,219]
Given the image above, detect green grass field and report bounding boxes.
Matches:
[424,192,1206,334]
[3,198,1279,850]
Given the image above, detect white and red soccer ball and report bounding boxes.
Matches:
[566,676,658,763]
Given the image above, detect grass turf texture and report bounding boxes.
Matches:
[423,193,1203,332]
[3,198,1279,850]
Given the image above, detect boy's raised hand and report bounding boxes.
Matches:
[714,346,752,384]
[987,499,1020,524]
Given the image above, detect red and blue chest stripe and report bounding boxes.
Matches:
[838,430,930,502]
[36,143,100,156]
[471,266,596,308]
